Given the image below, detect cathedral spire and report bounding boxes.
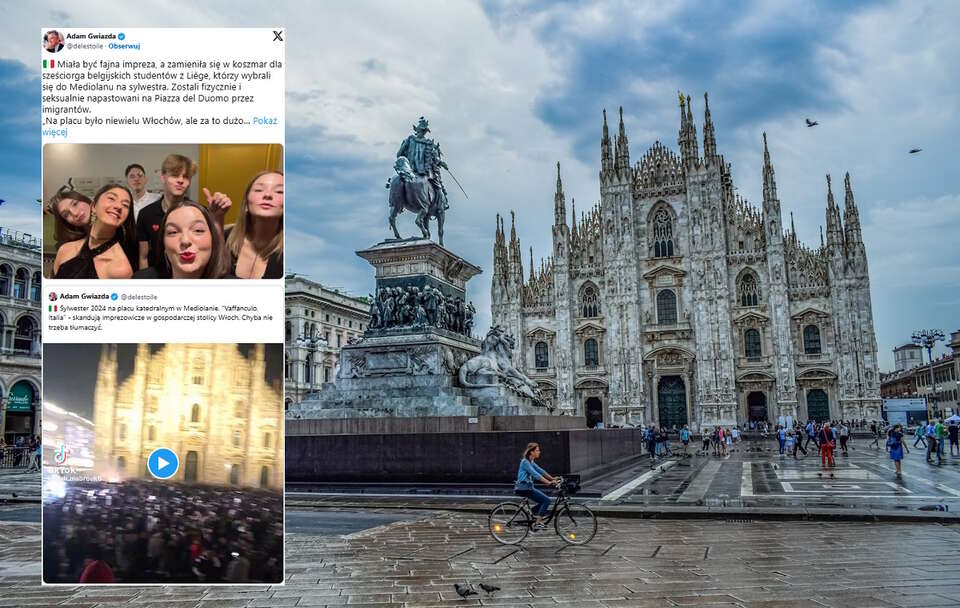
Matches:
[493,213,506,277]
[554,161,566,226]
[825,174,844,249]
[820,224,825,249]
[678,92,699,166]
[529,247,535,283]
[571,198,579,241]
[762,132,778,204]
[601,109,613,176]
[614,106,630,174]
[843,171,862,245]
[790,211,797,246]
[702,92,717,162]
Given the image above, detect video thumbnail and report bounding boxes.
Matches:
[42,343,284,584]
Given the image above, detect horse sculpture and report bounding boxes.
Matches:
[387,157,446,245]
[458,326,546,406]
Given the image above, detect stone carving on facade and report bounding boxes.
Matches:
[458,326,548,407]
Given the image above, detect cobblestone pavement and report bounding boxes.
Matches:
[4,508,960,606]
[0,469,40,501]
[599,435,960,511]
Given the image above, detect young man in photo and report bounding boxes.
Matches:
[125,163,161,221]
[136,154,231,270]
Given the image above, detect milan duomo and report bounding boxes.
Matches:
[491,93,881,430]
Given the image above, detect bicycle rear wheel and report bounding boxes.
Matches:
[554,502,597,545]
[489,502,531,545]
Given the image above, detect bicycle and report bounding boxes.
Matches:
[489,476,597,546]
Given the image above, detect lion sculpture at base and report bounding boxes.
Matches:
[458,325,548,408]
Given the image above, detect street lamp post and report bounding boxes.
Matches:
[912,329,945,419]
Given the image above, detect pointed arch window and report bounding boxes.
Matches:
[191,403,201,423]
[744,328,762,359]
[652,208,674,258]
[656,290,677,325]
[738,272,760,307]
[803,325,822,355]
[581,285,600,318]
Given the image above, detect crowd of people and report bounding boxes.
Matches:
[42,479,283,583]
[0,435,41,470]
[627,417,959,480]
[47,154,284,280]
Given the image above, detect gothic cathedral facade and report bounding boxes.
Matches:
[491,93,881,430]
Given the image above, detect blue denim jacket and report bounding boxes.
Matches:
[515,459,547,490]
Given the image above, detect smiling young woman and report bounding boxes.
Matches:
[225,170,284,279]
[133,201,228,279]
[52,184,135,280]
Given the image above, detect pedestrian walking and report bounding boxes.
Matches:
[839,421,850,456]
[914,424,927,449]
[888,424,905,478]
[700,429,711,456]
[777,425,786,456]
[925,420,942,465]
[792,428,808,458]
[680,424,691,457]
[949,421,960,457]
[27,439,41,472]
[870,422,881,449]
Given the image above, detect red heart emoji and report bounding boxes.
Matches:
[152,224,159,231]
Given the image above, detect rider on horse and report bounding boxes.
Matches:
[396,117,449,212]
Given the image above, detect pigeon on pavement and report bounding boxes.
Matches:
[479,583,501,595]
[454,584,478,598]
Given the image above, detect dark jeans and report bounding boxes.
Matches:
[516,488,550,517]
[914,435,927,448]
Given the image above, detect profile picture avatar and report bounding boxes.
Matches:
[44,30,64,53]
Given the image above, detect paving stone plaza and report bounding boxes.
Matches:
[5,442,960,606]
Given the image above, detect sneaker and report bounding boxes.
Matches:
[532,522,547,531]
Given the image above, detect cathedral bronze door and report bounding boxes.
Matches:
[806,389,829,422]
[184,451,198,483]
[586,397,603,428]
[747,392,767,422]
[658,376,687,429]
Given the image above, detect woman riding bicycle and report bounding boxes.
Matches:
[515,442,559,529]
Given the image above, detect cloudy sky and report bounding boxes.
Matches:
[3,1,958,370]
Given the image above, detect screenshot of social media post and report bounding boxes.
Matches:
[40,27,285,335]
[42,343,284,584]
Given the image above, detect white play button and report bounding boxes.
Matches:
[148,448,179,479]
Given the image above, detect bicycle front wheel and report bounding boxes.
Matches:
[489,502,531,545]
[554,503,597,545]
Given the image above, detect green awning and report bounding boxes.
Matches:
[6,382,35,412]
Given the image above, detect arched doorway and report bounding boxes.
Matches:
[586,397,603,428]
[184,451,199,482]
[229,464,240,486]
[658,376,687,429]
[260,466,270,488]
[807,389,830,422]
[747,392,767,422]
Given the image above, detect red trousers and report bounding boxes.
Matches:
[821,443,835,467]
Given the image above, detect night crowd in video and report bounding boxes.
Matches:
[42,480,283,583]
